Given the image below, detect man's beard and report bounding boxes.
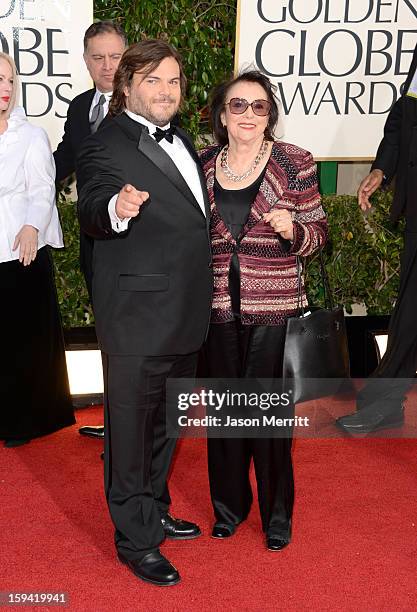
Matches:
[136,96,178,126]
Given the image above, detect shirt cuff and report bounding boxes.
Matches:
[22,217,41,232]
[108,194,130,233]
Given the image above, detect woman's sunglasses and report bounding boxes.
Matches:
[225,97,271,116]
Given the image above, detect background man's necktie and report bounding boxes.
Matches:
[90,94,106,134]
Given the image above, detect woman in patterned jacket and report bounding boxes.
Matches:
[199,70,327,551]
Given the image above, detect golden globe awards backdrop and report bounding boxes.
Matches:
[0,0,93,149]
[236,0,417,159]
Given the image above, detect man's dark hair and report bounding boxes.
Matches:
[109,39,187,117]
[83,20,128,52]
[210,70,279,147]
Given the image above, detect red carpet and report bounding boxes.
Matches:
[1,405,416,611]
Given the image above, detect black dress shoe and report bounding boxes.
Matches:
[118,550,180,586]
[211,524,235,538]
[100,452,104,460]
[267,537,289,551]
[336,407,404,436]
[160,514,201,540]
[79,425,105,439]
[4,438,30,448]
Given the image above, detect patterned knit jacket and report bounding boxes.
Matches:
[199,141,328,326]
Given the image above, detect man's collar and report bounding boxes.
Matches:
[93,89,112,102]
[124,110,170,134]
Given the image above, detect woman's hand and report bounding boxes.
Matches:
[357,169,384,211]
[13,225,39,266]
[264,209,294,241]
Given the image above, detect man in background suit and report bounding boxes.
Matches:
[76,39,212,586]
[55,21,127,439]
[338,45,417,435]
[55,20,127,296]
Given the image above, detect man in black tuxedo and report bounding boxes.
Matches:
[76,40,212,586]
[338,45,417,435]
[54,21,127,440]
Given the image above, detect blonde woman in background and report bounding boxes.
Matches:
[0,52,74,447]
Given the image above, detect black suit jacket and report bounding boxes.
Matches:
[54,88,96,293]
[54,88,95,181]
[76,113,213,356]
[372,46,417,222]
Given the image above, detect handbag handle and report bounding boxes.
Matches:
[296,246,334,313]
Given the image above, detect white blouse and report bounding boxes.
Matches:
[0,106,64,263]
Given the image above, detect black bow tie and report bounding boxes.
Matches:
[153,125,176,144]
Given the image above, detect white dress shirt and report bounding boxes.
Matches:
[89,89,112,120]
[108,110,206,233]
[0,107,64,263]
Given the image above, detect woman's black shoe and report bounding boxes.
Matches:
[336,406,404,435]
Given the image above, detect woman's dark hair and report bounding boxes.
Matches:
[109,39,187,116]
[210,70,279,146]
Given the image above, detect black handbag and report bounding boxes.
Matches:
[283,251,350,403]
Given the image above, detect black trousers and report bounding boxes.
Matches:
[357,228,417,414]
[103,351,198,561]
[204,320,294,540]
[80,232,94,301]
[0,247,74,439]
